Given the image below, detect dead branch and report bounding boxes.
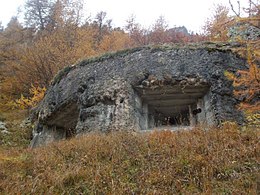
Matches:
[229,0,241,17]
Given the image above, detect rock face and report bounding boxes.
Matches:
[31,43,247,147]
[228,22,260,41]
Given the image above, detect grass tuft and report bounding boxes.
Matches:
[51,65,76,85]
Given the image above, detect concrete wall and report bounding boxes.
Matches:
[134,90,149,130]
[196,91,215,126]
[31,44,247,146]
[30,124,66,147]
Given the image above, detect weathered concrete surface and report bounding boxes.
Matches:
[31,43,247,147]
[228,22,260,41]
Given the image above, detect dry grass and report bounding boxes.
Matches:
[0,124,259,194]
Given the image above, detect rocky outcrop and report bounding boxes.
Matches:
[31,43,247,147]
[228,22,260,41]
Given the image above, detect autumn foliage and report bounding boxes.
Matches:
[205,1,260,117]
[0,0,206,107]
[0,0,258,116]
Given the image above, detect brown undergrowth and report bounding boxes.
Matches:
[0,125,259,194]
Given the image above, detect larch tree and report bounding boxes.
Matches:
[148,16,170,44]
[93,11,112,44]
[24,0,53,30]
[203,4,232,41]
[48,0,84,29]
[0,17,35,97]
[125,15,148,46]
[99,29,131,53]
[227,0,260,114]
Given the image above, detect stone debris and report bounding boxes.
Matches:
[0,121,10,134]
[20,118,32,129]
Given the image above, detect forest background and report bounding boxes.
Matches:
[0,0,259,114]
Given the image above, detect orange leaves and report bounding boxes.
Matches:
[203,4,232,42]
[239,102,260,113]
[0,25,97,98]
[230,44,260,113]
[98,31,132,53]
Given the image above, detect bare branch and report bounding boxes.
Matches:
[250,0,260,14]
[229,0,241,17]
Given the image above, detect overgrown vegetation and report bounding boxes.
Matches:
[0,125,258,194]
[0,1,259,193]
[0,110,31,149]
[204,1,260,115]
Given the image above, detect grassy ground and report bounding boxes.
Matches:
[0,122,259,194]
[0,110,31,149]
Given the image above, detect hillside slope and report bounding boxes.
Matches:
[0,124,259,194]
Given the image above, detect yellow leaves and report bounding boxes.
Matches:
[221,121,239,129]
[29,85,46,105]
[15,94,31,110]
[224,71,235,81]
[14,85,46,110]
[246,113,260,127]
[0,95,13,110]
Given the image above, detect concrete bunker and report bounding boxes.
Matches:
[31,101,79,147]
[134,77,215,130]
[30,44,247,147]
